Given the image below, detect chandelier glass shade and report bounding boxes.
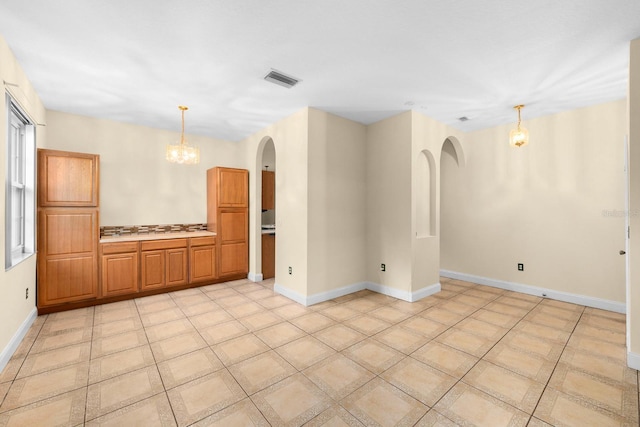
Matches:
[166,105,200,164]
[509,104,529,148]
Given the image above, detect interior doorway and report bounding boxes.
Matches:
[260,138,276,280]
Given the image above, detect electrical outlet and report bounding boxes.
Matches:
[25,288,29,299]
[380,263,386,272]
[518,263,524,271]
[288,266,292,275]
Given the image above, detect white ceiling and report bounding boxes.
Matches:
[1,0,640,141]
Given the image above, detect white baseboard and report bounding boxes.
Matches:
[627,351,640,370]
[440,269,626,314]
[0,307,37,373]
[247,272,264,282]
[274,281,440,306]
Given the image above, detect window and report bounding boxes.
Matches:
[5,94,35,270]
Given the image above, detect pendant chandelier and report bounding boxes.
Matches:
[166,105,200,164]
[509,104,529,148]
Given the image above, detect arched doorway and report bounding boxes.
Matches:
[255,137,276,281]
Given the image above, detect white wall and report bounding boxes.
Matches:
[0,35,46,367]
[45,110,241,226]
[307,109,367,295]
[441,100,627,304]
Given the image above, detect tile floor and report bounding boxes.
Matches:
[0,277,638,426]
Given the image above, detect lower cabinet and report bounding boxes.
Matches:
[189,236,217,283]
[100,241,139,297]
[262,234,275,280]
[140,239,188,290]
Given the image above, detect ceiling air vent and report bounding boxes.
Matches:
[264,69,301,89]
[458,116,469,122]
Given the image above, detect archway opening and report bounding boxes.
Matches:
[259,138,276,280]
[417,149,436,237]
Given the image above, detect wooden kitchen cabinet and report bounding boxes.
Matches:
[262,170,275,210]
[100,241,139,297]
[262,233,275,279]
[140,239,188,290]
[189,236,217,283]
[38,149,99,207]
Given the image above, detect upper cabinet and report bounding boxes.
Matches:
[38,149,99,207]
[262,170,275,210]
[208,167,248,209]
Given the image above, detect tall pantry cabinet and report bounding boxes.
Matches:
[207,167,248,278]
[37,149,99,310]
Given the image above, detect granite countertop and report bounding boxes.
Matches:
[100,230,216,243]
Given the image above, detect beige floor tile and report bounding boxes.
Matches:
[559,347,637,385]
[191,398,270,426]
[216,294,251,308]
[30,327,93,353]
[47,307,94,321]
[432,289,458,299]
[526,417,555,427]
[199,320,249,345]
[343,297,384,313]
[470,309,520,328]
[464,288,502,300]
[157,347,224,390]
[0,381,9,403]
[497,331,563,361]
[235,283,266,294]
[369,306,412,323]
[579,313,627,333]
[437,300,478,316]
[511,319,571,344]
[0,358,23,384]
[343,339,404,374]
[566,334,627,361]
[314,325,367,351]
[434,382,529,427]
[144,318,196,343]
[244,288,276,301]
[381,357,457,406]
[434,328,495,358]
[454,318,508,341]
[583,306,626,320]
[188,309,233,330]
[257,295,293,310]
[92,316,144,339]
[495,296,538,310]
[272,303,311,320]
[1,362,89,411]
[398,316,448,338]
[135,297,177,315]
[275,336,336,370]
[534,388,632,427]
[548,364,638,420]
[178,300,222,317]
[420,307,464,326]
[86,366,164,421]
[0,388,86,426]
[291,312,336,334]
[213,334,271,365]
[228,351,296,395]
[140,307,186,327]
[373,326,429,354]
[342,377,428,427]
[167,369,247,427]
[535,304,583,321]
[202,286,240,300]
[91,330,148,359]
[450,294,490,308]
[573,323,626,345]
[89,345,156,384]
[483,301,530,317]
[344,314,392,336]
[539,298,584,312]
[303,354,375,400]
[251,373,332,426]
[17,342,91,378]
[227,302,266,318]
[150,330,208,363]
[524,310,578,332]
[411,341,478,379]
[239,311,283,331]
[255,322,307,348]
[414,409,459,426]
[389,299,433,315]
[320,305,360,322]
[171,293,210,309]
[304,404,365,426]
[85,393,176,426]
[93,307,139,326]
[462,360,545,413]
[483,343,556,383]
[39,315,93,336]
[440,282,468,293]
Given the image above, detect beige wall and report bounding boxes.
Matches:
[45,111,240,226]
[628,38,640,362]
[240,108,310,296]
[0,36,46,359]
[365,112,413,291]
[307,109,367,295]
[441,100,627,303]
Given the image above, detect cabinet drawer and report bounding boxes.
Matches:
[190,236,216,247]
[141,238,187,251]
[101,241,139,254]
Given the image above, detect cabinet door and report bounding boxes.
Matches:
[262,171,275,210]
[220,242,248,276]
[218,168,248,207]
[102,253,139,296]
[38,208,98,307]
[141,250,165,290]
[38,149,99,207]
[262,234,275,279]
[219,209,248,244]
[190,245,217,283]
[166,248,188,286]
